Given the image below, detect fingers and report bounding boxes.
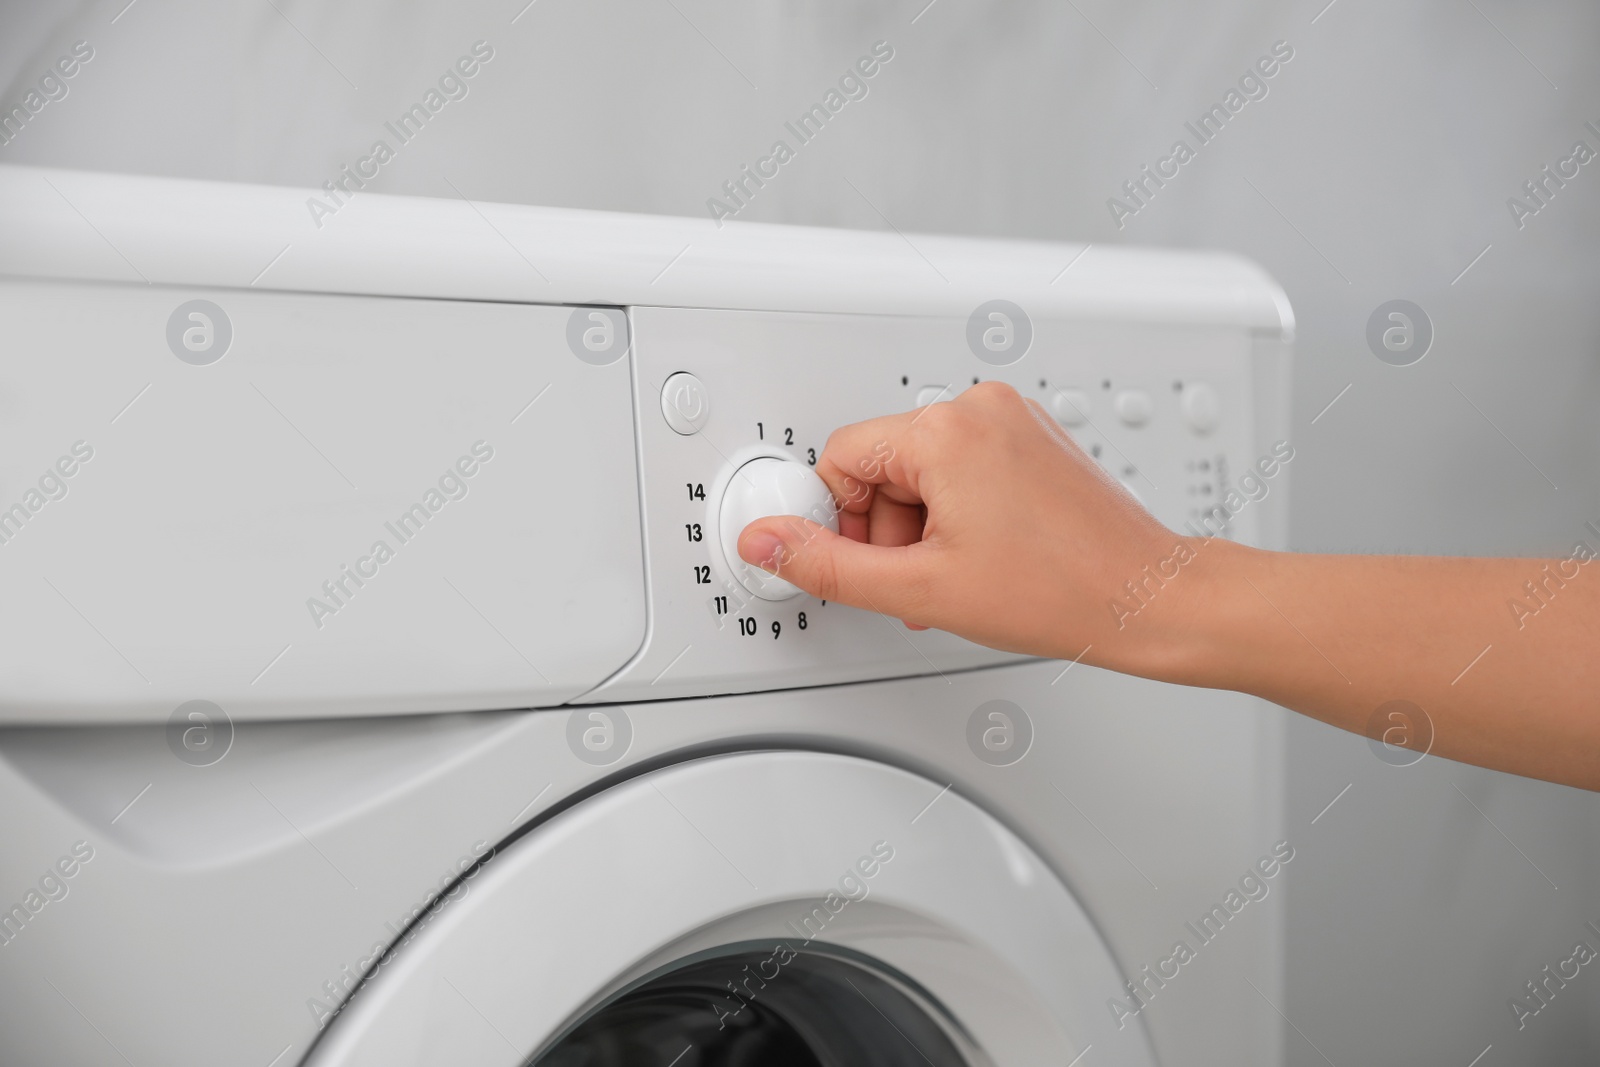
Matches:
[736,383,1028,625]
[737,516,933,622]
[1024,396,1087,456]
[814,383,1026,518]
[838,492,920,546]
[865,490,924,547]
[812,410,925,515]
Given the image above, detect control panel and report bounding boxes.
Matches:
[0,163,1290,720]
[576,305,1264,703]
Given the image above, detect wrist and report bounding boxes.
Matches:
[1125,535,1266,690]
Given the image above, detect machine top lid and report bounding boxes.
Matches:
[0,164,1293,337]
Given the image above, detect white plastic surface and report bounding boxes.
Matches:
[0,282,645,722]
[583,305,1264,702]
[660,371,712,436]
[0,166,1293,1067]
[1051,388,1091,426]
[306,751,1156,1067]
[716,457,839,600]
[1182,382,1222,433]
[0,165,1294,336]
[1115,389,1154,426]
[0,658,1289,1067]
[0,165,1291,715]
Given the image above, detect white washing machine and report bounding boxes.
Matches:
[0,165,1293,1066]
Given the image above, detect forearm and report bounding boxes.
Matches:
[747,385,1599,792]
[1159,540,1600,789]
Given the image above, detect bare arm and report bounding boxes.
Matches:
[737,382,1600,791]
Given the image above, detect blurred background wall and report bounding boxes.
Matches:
[3,0,1597,1061]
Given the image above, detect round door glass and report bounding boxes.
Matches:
[532,946,971,1066]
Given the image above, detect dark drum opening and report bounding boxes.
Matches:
[532,946,970,1066]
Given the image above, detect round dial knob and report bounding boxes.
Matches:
[718,457,839,600]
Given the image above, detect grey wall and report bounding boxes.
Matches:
[3,0,1597,1062]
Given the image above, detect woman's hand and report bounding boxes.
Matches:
[737,380,1600,791]
[735,381,1212,677]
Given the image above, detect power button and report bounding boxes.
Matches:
[661,372,711,435]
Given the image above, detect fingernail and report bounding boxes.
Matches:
[739,531,785,571]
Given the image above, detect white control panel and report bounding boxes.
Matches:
[0,164,1291,719]
[577,306,1262,703]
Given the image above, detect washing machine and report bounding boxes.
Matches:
[0,164,1293,1066]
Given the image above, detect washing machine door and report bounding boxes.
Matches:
[305,751,1157,1067]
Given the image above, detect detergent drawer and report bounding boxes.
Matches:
[0,281,645,722]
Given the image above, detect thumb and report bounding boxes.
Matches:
[737,516,931,621]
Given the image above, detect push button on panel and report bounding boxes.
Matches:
[1050,389,1090,427]
[661,372,711,435]
[1114,389,1152,427]
[1181,382,1221,434]
[915,385,953,408]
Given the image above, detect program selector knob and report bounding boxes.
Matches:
[718,456,839,601]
